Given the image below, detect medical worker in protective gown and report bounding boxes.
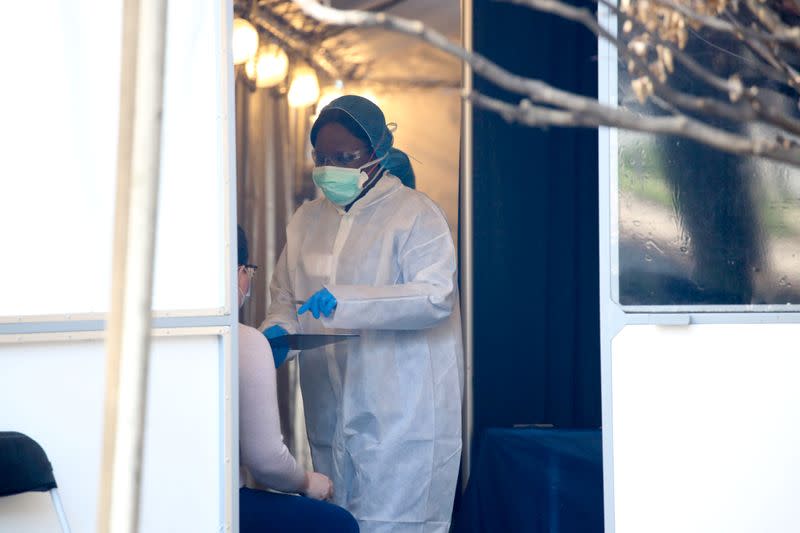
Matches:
[260,95,463,533]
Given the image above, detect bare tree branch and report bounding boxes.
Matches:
[720,9,800,90]
[502,0,742,122]
[651,40,800,136]
[511,0,800,136]
[657,0,800,47]
[725,5,800,91]
[740,30,800,90]
[291,0,800,166]
[743,0,800,42]
[649,94,682,115]
[472,92,800,162]
[592,0,800,138]
[592,0,735,93]
[595,0,793,85]
[358,77,461,89]
[668,44,734,93]
[293,0,609,110]
[471,93,587,126]
[313,0,409,43]
[502,0,616,43]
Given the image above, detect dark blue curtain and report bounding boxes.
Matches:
[470,0,601,442]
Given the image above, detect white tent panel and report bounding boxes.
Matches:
[0,0,229,319]
[152,0,227,313]
[611,324,800,533]
[0,0,121,319]
[0,332,224,533]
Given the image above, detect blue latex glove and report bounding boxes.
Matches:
[298,288,337,319]
[263,325,289,368]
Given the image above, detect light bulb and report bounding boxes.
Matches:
[254,44,289,88]
[232,18,259,65]
[245,57,256,80]
[287,64,320,108]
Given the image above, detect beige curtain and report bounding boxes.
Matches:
[236,77,313,470]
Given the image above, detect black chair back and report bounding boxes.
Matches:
[0,431,57,497]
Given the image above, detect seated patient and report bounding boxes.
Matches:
[237,225,358,533]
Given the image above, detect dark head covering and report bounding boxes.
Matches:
[237,225,248,266]
[310,95,415,188]
[383,148,416,189]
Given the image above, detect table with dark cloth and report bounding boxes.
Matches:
[453,427,603,533]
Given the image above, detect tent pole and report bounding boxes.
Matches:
[98,0,168,531]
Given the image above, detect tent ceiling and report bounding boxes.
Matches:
[241,0,460,88]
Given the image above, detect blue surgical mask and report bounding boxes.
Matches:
[312,155,386,206]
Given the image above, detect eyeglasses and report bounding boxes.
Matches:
[239,264,258,279]
[311,149,366,167]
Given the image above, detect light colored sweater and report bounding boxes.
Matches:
[238,324,306,493]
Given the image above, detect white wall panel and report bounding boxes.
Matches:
[151,0,227,313]
[612,324,800,533]
[0,0,228,319]
[0,333,224,533]
[0,0,120,318]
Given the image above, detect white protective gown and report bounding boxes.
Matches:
[262,174,463,533]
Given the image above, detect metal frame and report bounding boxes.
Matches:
[50,488,72,533]
[0,316,235,336]
[597,3,800,532]
[220,0,240,527]
[0,309,229,326]
[459,0,474,491]
[0,326,232,343]
[597,6,618,529]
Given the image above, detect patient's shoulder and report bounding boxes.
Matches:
[238,324,273,359]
